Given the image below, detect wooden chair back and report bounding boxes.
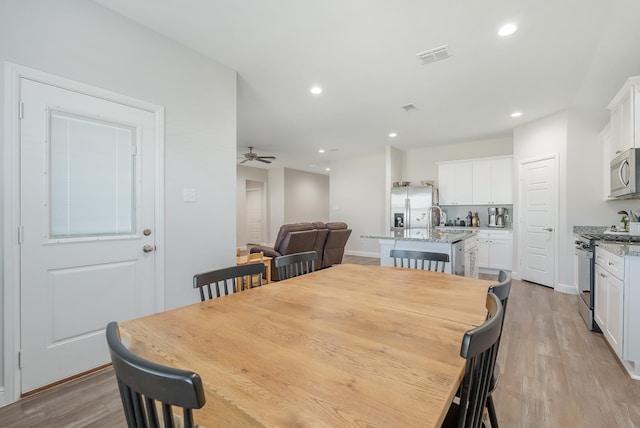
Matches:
[106,322,206,428]
[454,293,504,428]
[193,263,266,301]
[389,249,449,272]
[275,251,317,280]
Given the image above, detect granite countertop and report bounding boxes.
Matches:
[361,228,477,243]
[597,242,640,257]
[436,225,513,232]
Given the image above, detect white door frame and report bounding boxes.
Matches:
[517,153,559,288]
[2,62,165,405]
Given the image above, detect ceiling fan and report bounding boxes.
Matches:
[239,147,276,164]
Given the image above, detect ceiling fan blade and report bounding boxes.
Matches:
[256,158,272,164]
[239,159,249,164]
[256,156,276,160]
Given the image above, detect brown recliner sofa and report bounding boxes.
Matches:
[250,221,352,281]
[322,222,352,268]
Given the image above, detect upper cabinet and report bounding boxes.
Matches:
[607,76,640,157]
[472,157,513,205]
[438,161,473,205]
[439,156,512,206]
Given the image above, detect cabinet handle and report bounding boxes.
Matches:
[608,261,615,266]
[600,273,607,278]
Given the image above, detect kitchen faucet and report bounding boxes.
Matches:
[427,205,441,231]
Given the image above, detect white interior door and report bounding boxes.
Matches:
[521,156,557,287]
[19,78,158,393]
[246,186,262,245]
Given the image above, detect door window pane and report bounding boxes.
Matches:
[50,111,136,238]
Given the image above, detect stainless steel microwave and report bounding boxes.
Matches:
[610,148,640,199]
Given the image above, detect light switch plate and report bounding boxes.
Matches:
[183,188,196,202]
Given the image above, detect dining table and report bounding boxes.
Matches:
[119,263,493,427]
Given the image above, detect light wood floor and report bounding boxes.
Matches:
[2,256,640,427]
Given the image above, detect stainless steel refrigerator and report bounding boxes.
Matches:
[391,185,439,230]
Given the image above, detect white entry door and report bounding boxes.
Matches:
[246,186,263,245]
[521,156,557,287]
[19,78,159,393]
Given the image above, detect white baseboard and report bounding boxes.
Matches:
[555,282,578,295]
[345,250,380,258]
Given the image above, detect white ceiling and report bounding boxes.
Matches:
[94,0,640,174]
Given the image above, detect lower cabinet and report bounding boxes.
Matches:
[594,246,640,379]
[476,230,512,271]
[595,262,623,357]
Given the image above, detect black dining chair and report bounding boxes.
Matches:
[193,263,266,301]
[106,322,206,428]
[484,270,512,428]
[274,251,317,280]
[389,249,449,272]
[442,293,504,428]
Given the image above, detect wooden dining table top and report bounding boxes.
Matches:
[120,264,493,427]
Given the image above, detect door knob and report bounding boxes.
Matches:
[143,244,155,253]
[543,227,553,232]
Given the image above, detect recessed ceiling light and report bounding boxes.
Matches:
[310,86,322,95]
[498,23,518,37]
[511,111,522,118]
[325,168,331,172]
[389,132,397,138]
[318,149,325,153]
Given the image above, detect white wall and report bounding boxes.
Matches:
[284,169,330,223]
[1,0,236,404]
[513,109,628,291]
[330,153,386,256]
[237,166,269,247]
[385,146,404,233]
[267,168,285,243]
[513,111,568,288]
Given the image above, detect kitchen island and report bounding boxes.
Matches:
[361,229,478,276]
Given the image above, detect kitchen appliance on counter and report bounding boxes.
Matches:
[496,207,508,226]
[575,231,640,331]
[610,148,640,199]
[488,207,509,227]
[391,185,439,230]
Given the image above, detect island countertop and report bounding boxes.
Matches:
[598,242,640,257]
[361,228,477,243]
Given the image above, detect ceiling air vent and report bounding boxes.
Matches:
[401,104,418,112]
[416,45,452,65]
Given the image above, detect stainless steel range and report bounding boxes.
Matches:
[576,232,640,331]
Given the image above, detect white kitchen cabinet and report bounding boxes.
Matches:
[606,274,623,358]
[594,263,607,331]
[472,157,513,205]
[438,161,472,205]
[595,248,624,358]
[607,76,640,156]
[464,236,479,278]
[595,246,640,379]
[476,230,512,271]
[439,156,512,206]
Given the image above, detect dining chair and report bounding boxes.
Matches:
[193,263,266,301]
[274,251,317,280]
[442,293,504,428]
[484,270,512,428]
[106,322,206,428]
[389,249,449,272]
